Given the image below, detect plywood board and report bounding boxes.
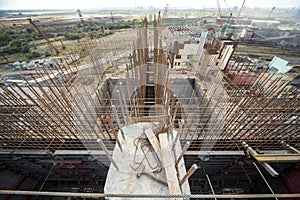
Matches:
[159,133,183,200]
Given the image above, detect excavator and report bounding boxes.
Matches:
[220,13,232,36]
[216,0,233,37]
[218,0,246,37]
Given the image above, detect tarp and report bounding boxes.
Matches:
[268,56,293,73]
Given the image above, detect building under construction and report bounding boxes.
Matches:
[0,14,300,200]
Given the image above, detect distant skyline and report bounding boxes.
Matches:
[0,0,299,10]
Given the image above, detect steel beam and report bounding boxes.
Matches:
[254,154,300,163]
[0,150,252,156]
[281,141,300,154]
[242,141,279,177]
[242,141,300,162]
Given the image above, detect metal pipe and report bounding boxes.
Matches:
[172,119,184,150]
[175,141,190,166]
[2,190,299,198]
[96,139,118,171]
[242,142,279,176]
[260,162,279,177]
[281,141,300,154]
[107,116,123,151]
[253,162,278,200]
[112,105,125,139]
[243,142,300,163]
[206,174,217,200]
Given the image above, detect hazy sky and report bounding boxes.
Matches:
[0,0,299,10]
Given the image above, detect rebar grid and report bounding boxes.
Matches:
[0,18,299,153]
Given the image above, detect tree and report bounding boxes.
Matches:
[26,51,41,59]
[0,31,12,46]
[26,27,34,34]
[63,32,82,40]
[44,51,52,57]
[4,38,30,54]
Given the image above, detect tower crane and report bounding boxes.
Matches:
[163,4,169,20]
[216,0,232,18]
[159,4,169,27]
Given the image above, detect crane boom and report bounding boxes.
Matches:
[27,18,61,55]
[236,0,246,24]
[216,0,221,18]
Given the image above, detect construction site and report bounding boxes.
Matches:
[0,3,300,200]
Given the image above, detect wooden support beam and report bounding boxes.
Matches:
[180,163,199,185]
[159,133,182,199]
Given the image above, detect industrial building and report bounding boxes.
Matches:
[0,13,300,200]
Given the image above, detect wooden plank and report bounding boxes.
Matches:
[145,128,161,153]
[159,133,182,199]
[180,164,198,185]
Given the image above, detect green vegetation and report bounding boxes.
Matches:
[26,51,41,59]
[0,17,142,64]
[4,38,30,54]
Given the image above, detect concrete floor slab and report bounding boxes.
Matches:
[104,122,190,199]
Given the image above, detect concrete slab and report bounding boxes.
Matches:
[104,122,190,199]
